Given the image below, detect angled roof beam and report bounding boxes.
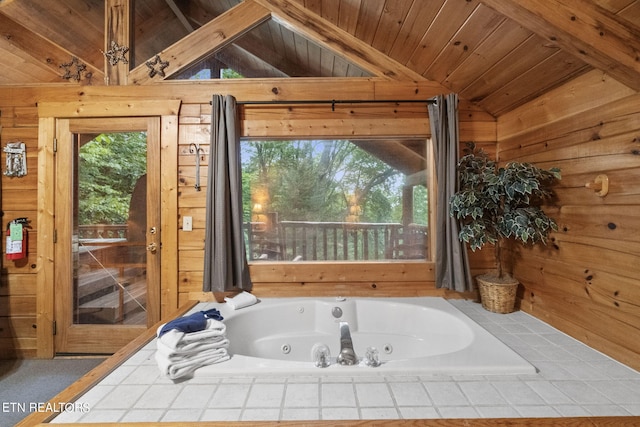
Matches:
[165,0,194,33]
[253,0,427,82]
[0,12,104,84]
[481,0,640,91]
[129,0,271,84]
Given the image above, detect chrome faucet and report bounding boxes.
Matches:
[336,321,358,365]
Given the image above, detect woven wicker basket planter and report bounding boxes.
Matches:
[476,274,519,314]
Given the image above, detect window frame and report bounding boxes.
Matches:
[241,137,436,288]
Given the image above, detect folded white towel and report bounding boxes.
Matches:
[156,318,227,351]
[155,348,230,380]
[156,336,229,360]
[224,291,258,310]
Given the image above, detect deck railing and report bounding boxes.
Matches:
[78,224,128,240]
[247,220,427,261]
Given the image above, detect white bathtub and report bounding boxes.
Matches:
[190,297,536,377]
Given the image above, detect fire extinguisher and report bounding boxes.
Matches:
[6,218,29,261]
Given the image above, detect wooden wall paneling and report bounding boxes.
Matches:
[498,74,640,371]
[36,117,56,358]
[160,114,180,319]
[497,69,636,140]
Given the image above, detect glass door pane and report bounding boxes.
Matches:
[73,132,148,325]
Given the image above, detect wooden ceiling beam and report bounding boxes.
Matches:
[0,12,104,85]
[481,0,640,91]
[105,0,132,85]
[128,0,271,84]
[165,0,194,33]
[253,0,431,83]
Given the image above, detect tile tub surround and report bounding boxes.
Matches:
[50,300,640,424]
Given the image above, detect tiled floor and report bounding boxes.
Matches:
[51,299,640,423]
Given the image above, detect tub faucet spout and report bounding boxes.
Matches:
[337,321,358,366]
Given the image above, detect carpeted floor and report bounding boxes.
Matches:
[0,357,105,426]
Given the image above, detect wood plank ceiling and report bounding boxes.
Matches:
[0,0,639,116]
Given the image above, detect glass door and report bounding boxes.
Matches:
[54,117,161,354]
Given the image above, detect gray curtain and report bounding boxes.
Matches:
[428,94,473,292]
[203,94,252,293]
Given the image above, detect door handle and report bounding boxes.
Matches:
[146,242,158,253]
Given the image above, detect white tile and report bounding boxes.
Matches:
[622,404,640,416]
[124,348,155,366]
[475,405,519,418]
[241,408,281,420]
[492,381,545,405]
[525,380,573,404]
[119,409,165,422]
[360,407,399,419]
[245,383,285,407]
[99,365,136,385]
[284,383,319,407]
[397,406,439,419]
[97,384,149,409]
[586,380,640,404]
[75,384,115,408]
[423,381,469,406]
[79,409,126,422]
[49,407,86,424]
[458,382,506,406]
[120,364,162,384]
[583,405,631,416]
[389,382,430,406]
[321,407,359,420]
[533,361,577,380]
[281,407,320,420]
[355,383,394,407]
[552,404,591,416]
[161,408,201,422]
[135,384,182,409]
[514,405,560,417]
[590,360,640,379]
[209,383,251,408]
[321,383,356,407]
[437,406,479,418]
[172,384,216,408]
[551,381,612,405]
[556,361,608,379]
[200,408,241,421]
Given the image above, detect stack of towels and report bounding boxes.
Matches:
[155,308,230,380]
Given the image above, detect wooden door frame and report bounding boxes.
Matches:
[36,100,180,357]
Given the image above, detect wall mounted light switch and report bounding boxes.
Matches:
[183,216,193,231]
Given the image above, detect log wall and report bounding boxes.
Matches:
[0,79,494,358]
[497,70,640,370]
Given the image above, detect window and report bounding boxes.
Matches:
[241,138,431,262]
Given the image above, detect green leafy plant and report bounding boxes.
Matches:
[449,143,561,279]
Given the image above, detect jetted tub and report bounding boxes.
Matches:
[190,297,536,377]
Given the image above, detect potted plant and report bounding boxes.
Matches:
[449,143,561,313]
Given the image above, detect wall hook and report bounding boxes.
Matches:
[585,174,609,197]
[190,143,205,191]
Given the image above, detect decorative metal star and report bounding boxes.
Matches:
[104,41,129,66]
[145,54,170,78]
[60,56,87,82]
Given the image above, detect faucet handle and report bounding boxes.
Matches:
[364,346,381,367]
[312,343,331,368]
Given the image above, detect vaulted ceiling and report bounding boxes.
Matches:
[0,0,639,117]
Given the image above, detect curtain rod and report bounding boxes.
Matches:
[213,98,436,111]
